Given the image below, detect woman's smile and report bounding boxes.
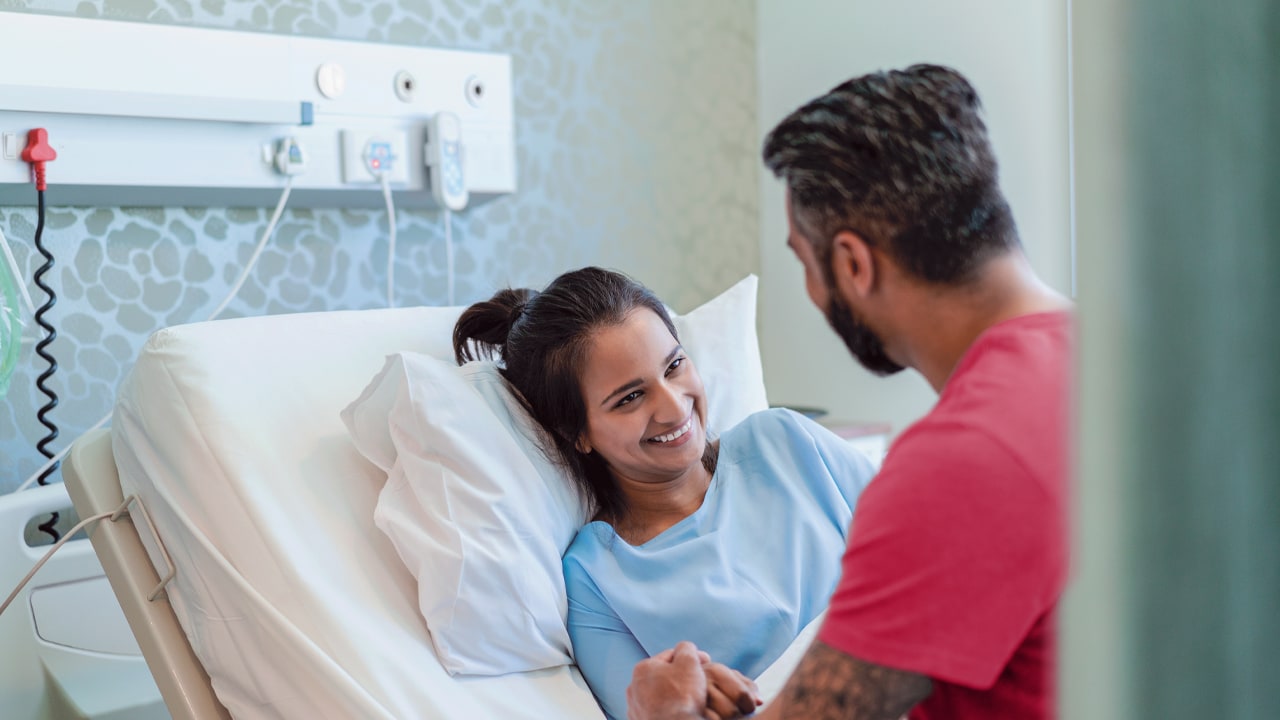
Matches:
[647,414,695,445]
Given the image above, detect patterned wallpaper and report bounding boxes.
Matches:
[0,0,759,493]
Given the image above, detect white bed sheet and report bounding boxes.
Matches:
[110,306,815,719]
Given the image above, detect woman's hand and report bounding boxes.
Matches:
[700,658,761,720]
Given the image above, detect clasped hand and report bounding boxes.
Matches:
[627,642,761,720]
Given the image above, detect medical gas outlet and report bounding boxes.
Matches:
[340,129,410,185]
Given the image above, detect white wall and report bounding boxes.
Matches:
[756,0,1071,435]
[0,1,760,490]
[1060,2,1130,716]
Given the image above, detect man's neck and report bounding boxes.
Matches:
[899,253,1071,393]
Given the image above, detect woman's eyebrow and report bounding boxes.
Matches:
[600,345,682,407]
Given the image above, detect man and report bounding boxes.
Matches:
[628,65,1072,720]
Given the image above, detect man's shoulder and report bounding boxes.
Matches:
[901,310,1073,482]
[854,416,1065,576]
[958,309,1074,384]
[870,409,1059,517]
[881,419,1018,486]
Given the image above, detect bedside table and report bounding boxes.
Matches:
[820,421,892,470]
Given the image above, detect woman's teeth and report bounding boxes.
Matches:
[649,417,693,443]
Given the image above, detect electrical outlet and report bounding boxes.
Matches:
[340,129,410,185]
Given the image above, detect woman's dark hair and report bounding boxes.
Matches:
[453,266,679,522]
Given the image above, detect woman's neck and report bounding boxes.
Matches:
[608,442,718,545]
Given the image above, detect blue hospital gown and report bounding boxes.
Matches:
[563,408,876,720]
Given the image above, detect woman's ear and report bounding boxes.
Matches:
[575,434,592,455]
[830,230,876,301]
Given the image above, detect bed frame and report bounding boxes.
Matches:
[62,428,231,720]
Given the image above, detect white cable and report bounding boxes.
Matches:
[208,176,293,320]
[381,172,396,308]
[0,509,113,618]
[0,224,37,317]
[14,179,294,494]
[444,208,455,305]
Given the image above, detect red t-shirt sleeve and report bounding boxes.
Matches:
[817,424,1062,689]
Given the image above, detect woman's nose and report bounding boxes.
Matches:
[652,381,685,423]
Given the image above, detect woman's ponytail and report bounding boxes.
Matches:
[453,287,537,365]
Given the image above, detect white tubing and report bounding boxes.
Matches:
[0,224,36,317]
[444,208,454,306]
[0,510,113,617]
[381,172,396,309]
[208,177,293,320]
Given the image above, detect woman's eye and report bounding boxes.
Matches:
[615,391,642,408]
[665,357,684,376]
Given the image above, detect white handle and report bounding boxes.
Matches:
[0,484,81,567]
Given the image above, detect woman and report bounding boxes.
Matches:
[453,267,875,720]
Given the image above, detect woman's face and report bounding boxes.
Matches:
[576,308,708,486]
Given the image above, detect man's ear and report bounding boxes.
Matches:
[830,230,876,301]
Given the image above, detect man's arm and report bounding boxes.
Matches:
[754,640,931,720]
[630,640,931,720]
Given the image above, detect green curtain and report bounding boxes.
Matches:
[1065,1,1280,718]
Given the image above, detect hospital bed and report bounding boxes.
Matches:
[54,281,816,719]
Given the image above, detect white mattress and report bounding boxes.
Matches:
[110,306,812,720]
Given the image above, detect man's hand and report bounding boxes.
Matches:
[627,642,708,720]
[701,660,761,720]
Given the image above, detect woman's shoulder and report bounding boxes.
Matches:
[564,521,616,564]
[720,408,865,481]
[714,408,828,474]
[562,523,619,596]
[722,407,821,448]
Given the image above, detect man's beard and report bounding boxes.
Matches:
[827,292,905,376]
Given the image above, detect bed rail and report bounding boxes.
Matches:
[62,428,232,720]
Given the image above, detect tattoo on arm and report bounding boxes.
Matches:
[769,640,932,720]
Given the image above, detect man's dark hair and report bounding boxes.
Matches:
[763,64,1019,285]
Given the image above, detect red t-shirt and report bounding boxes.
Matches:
[818,311,1072,720]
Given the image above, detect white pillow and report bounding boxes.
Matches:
[670,275,768,436]
[352,355,585,675]
[341,275,767,676]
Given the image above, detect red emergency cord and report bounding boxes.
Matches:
[20,128,57,191]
